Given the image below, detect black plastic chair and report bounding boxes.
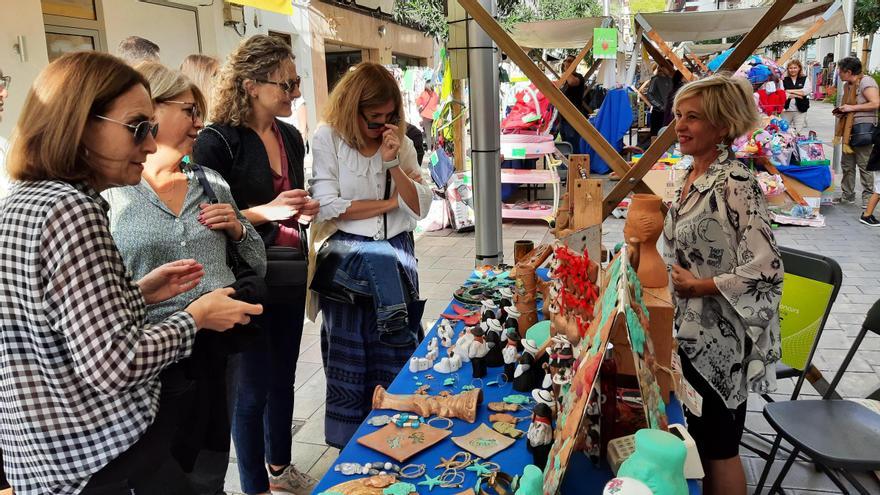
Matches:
[741,247,843,460]
[754,298,880,495]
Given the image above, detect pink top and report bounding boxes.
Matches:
[270,123,301,248]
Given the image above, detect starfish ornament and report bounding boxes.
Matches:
[466,460,493,477]
[417,474,444,491]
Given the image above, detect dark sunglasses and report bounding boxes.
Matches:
[361,112,401,130]
[0,75,9,90]
[95,115,159,144]
[255,76,301,94]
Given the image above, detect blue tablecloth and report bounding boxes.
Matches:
[314,296,700,494]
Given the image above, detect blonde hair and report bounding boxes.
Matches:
[136,61,206,117]
[673,72,760,144]
[786,59,804,79]
[211,35,294,126]
[7,51,149,182]
[323,62,405,149]
[180,54,219,110]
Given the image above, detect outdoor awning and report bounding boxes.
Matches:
[638,0,846,46]
[682,42,732,57]
[508,17,609,49]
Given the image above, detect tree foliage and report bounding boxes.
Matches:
[854,0,880,38]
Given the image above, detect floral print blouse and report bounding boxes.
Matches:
[663,150,783,409]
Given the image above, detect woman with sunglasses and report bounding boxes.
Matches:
[0,51,262,495]
[308,62,432,448]
[103,62,267,493]
[192,35,319,495]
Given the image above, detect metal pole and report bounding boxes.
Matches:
[468,0,502,266]
[832,0,855,177]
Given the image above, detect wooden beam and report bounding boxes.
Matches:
[776,17,827,67]
[456,0,654,194]
[602,0,798,218]
[555,39,594,89]
[583,58,602,84]
[687,53,708,73]
[640,33,675,74]
[452,80,466,171]
[643,29,694,81]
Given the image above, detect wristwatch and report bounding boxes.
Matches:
[383,156,400,171]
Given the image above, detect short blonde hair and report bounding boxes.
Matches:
[323,62,405,150]
[7,51,149,182]
[136,61,206,117]
[211,35,294,126]
[673,73,760,144]
[179,54,219,110]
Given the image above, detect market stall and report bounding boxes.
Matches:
[314,202,706,495]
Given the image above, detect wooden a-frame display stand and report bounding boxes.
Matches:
[455,0,797,220]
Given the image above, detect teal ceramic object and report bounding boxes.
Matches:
[525,320,551,348]
[617,429,688,495]
[515,464,543,495]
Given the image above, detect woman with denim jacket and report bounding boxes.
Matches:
[192,35,319,495]
[308,62,433,448]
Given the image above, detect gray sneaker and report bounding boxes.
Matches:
[268,465,317,495]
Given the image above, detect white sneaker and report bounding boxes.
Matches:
[268,465,317,495]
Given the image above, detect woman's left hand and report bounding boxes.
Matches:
[200,203,243,239]
[138,259,205,305]
[671,264,699,298]
[295,197,321,225]
[838,104,855,113]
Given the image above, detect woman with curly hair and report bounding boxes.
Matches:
[663,73,783,495]
[193,35,318,495]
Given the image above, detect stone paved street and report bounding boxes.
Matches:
[223,101,880,494]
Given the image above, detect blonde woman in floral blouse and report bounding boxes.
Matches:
[663,73,783,495]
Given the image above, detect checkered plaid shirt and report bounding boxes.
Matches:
[0,180,197,494]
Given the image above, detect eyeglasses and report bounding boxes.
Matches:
[162,100,203,122]
[255,76,301,94]
[0,75,9,90]
[361,111,400,130]
[95,115,159,144]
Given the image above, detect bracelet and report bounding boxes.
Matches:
[439,469,465,488]
[232,220,248,244]
[399,463,426,479]
[383,156,400,171]
[392,413,425,429]
[436,451,472,470]
[478,471,515,495]
[427,416,453,430]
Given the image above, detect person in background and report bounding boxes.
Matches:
[416,82,439,151]
[104,62,266,494]
[193,35,319,495]
[180,54,220,115]
[833,57,880,210]
[557,55,587,147]
[117,36,161,65]
[0,51,261,495]
[646,65,674,136]
[782,59,811,133]
[309,62,432,448]
[0,67,9,197]
[664,73,782,495]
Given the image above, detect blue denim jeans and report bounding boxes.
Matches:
[328,231,418,345]
[230,289,306,495]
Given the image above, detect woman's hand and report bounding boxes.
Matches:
[138,259,205,305]
[199,203,244,240]
[295,197,321,225]
[186,287,264,332]
[671,264,719,298]
[381,124,401,162]
[838,104,856,113]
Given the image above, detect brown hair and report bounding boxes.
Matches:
[180,54,219,111]
[673,72,761,144]
[322,62,405,149]
[211,35,294,126]
[786,59,804,79]
[7,51,150,182]
[137,61,206,118]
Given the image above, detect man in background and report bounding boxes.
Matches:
[117,36,160,65]
[557,55,588,149]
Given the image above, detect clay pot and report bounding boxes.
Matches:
[624,194,667,288]
[514,240,535,264]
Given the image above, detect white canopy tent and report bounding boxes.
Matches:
[637,0,846,47]
[508,17,609,49]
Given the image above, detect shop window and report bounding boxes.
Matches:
[42,0,106,62]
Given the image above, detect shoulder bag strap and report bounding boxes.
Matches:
[191,162,248,271]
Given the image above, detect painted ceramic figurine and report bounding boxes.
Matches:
[502,328,521,380]
[468,326,490,378]
[504,305,521,335]
[455,327,475,363]
[438,321,455,348]
[481,298,498,321]
[526,402,554,470]
[484,318,505,367]
[513,339,541,392]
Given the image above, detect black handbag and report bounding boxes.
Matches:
[310,170,392,304]
[850,122,876,148]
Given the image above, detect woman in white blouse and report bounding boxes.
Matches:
[308,62,432,447]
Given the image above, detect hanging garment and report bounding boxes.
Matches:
[579,88,633,175]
